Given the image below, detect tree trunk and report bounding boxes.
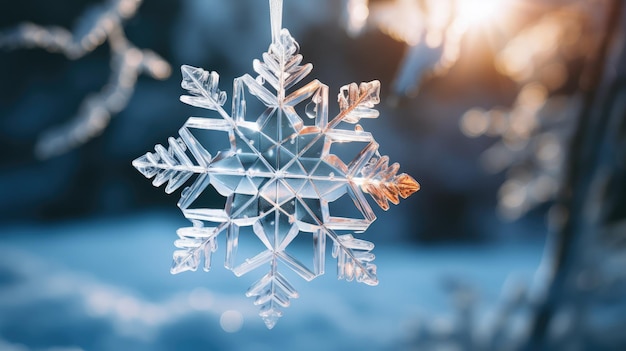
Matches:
[525,0,626,349]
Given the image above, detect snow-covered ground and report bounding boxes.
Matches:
[0,212,543,351]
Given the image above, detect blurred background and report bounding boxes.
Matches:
[0,0,624,350]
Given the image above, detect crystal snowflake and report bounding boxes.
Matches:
[133,29,419,328]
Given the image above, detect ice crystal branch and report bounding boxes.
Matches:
[359,156,420,211]
[171,226,219,274]
[337,81,381,123]
[0,0,171,158]
[245,271,299,329]
[180,65,228,110]
[133,28,419,327]
[332,234,377,285]
[254,29,312,94]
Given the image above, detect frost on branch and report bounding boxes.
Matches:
[0,0,171,158]
[133,28,419,328]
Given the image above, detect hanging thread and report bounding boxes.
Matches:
[269,0,283,43]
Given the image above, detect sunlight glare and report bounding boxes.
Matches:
[456,0,508,26]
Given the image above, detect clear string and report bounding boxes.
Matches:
[269,0,283,43]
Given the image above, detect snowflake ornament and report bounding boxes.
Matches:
[133,8,419,328]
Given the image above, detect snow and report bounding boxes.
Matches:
[0,212,542,350]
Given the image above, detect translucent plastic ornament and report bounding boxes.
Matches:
[133,0,419,329]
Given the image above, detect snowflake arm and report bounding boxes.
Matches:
[171,226,219,274]
[253,30,313,94]
[337,81,381,123]
[333,234,377,285]
[180,65,228,110]
[359,155,421,211]
[246,270,299,329]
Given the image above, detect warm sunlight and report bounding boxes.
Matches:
[456,0,508,26]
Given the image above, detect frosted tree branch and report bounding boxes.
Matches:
[0,0,171,158]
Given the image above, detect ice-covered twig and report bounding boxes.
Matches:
[0,0,171,158]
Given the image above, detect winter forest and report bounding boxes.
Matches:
[0,0,625,350]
